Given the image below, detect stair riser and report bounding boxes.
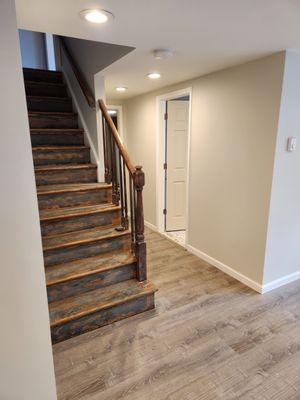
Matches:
[23,69,63,83]
[33,148,90,166]
[51,293,154,343]
[47,263,136,302]
[31,132,84,146]
[38,188,112,210]
[29,114,78,129]
[41,209,121,236]
[44,234,131,267]
[27,98,73,113]
[25,82,67,97]
[35,168,97,185]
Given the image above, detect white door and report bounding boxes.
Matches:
[166,100,189,231]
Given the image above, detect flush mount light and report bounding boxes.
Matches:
[80,9,114,24]
[108,109,117,115]
[153,49,173,59]
[147,72,161,79]
[115,86,127,92]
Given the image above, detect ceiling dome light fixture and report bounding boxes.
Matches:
[80,9,114,24]
[153,49,173,59]
[147,72,161,79]
[115,86,127,92]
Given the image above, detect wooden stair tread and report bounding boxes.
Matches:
[37,182,111,195]
[25,80,65,87]
[29,111,77,116]
[49,279,156,327]
[35,163,97,171]
[32,145,89,150]
[27,95,71,101]
[46,250,136,286]
[40,203,120,221]
[23,67,62,75]
[43,226,130,251]
[30,128,83,133]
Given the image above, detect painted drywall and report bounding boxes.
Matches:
[19,28,47,69]
[119,53,285,285]
[263,51,300,285]
[0,1,57,399]
[60,43,99,151]
[62,36,134,92]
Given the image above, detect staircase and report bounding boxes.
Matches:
[23,67,156,344]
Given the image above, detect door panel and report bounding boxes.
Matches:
[166,100,189,231]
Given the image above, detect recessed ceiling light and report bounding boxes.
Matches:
[80,9,114,24]
[108,110,117,115]
[147,72,161,79]
[115,87,127,92]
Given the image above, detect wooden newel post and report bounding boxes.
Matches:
[133,166,147,281]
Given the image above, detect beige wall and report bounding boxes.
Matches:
[117,53,285,286]
[0,1,57,398]
[264,50,300,285]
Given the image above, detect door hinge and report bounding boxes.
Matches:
[163,208,167,215]
[164,112,168,120]
[163,162,167,170]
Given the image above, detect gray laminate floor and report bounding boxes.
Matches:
[53,228,300,399]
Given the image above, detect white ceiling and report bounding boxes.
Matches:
[16,0,300,99]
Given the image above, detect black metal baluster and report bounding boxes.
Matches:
[123,161,129,229]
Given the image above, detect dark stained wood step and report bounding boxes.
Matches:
[25,81,67,97]
[49,279,156,343]
[23,68,63,84]
[30,129,84,146]
[32,146,90,166]
[40,203,121,236]
[27,96,73,113]
[34,163,97,185]
[43,226,131,266]
[29,111,78,129]
[46,250,136,301]
[37,182,112,209]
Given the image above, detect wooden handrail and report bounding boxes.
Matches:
[99,99,147,281]
[59,37,96,110]
[98,99,136,176]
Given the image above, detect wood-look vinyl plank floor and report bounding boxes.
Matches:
[53,228,300,400]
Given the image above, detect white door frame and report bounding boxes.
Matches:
[156,87,192,246]
[107,104,125,141]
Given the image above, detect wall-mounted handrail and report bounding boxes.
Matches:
[99,99,147,281]
[59,37,96,110]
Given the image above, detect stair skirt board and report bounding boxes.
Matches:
[51,293,155,344]
[43,232,132,267]
[37,186,112,210]
[47,262,137,302]
[40,207,121,236]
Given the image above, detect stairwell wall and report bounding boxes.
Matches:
[0,1,57,399]
[115,52,286,289]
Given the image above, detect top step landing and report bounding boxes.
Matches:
[23,68,63,84]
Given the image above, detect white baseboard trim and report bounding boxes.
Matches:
[144,220,158,231]
[186,244,262,293]
[144,223,300,294]
[262,270,300,294]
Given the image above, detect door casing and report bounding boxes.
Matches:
[156,87,192,247]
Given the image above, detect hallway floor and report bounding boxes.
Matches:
[53,228,300,400]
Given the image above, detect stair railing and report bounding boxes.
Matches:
[98,100,147,281]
